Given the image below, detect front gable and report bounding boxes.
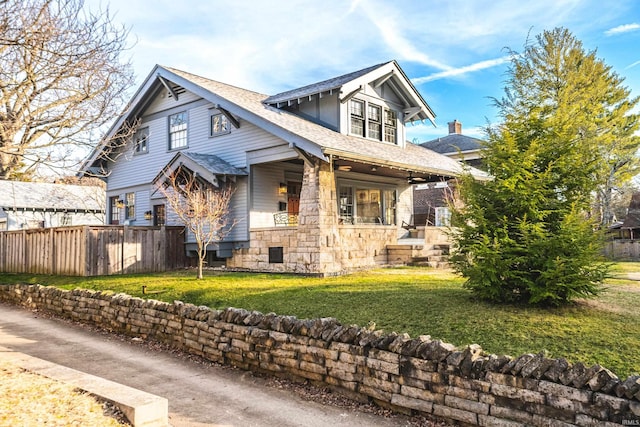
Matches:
[264,60,435,150]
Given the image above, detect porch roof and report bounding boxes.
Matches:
[152,152,247,188]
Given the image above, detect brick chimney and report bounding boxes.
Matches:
[448,120,462,135]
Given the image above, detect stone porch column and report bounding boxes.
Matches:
[297,159,341,274]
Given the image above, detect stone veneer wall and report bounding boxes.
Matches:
[226,225,399,275]
[1,284,638,427]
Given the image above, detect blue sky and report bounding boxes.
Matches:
[104,0,640,143]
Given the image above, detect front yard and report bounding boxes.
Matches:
[1,264,638,379]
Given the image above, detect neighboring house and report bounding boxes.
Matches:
[82,60,487,275]
[0,180,105,230]
[413,120,485,227]
[611,192,640,240]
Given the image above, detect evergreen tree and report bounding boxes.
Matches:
[450,28,639,305]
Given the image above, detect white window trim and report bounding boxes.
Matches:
[168,111,188,151]
[134,127,149,155]
[349,99,398,144]
[125,192,135,220]
[337,181,397,225]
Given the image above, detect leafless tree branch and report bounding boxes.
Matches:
[157,167,237,279]
[0,0,134,179]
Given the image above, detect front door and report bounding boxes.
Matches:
[287,182,301,215]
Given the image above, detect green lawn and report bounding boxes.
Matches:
[1,265,639,379]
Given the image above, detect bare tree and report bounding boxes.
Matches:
[157,168,237,279]
[0,0,134,179]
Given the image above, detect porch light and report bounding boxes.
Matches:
[116,199,125,209]
[144,210,153,220]
[278,182,288,194]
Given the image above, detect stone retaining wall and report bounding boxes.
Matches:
[1,284,638,426]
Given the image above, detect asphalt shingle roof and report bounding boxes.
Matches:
[181,153,248,176]
[420,134,484,154]
[264,62,389,105]
[622,193,640,229]
[163,66,489,180]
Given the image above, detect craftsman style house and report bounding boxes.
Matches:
[82,60,486,275]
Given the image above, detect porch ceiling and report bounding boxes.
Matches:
[331,157,451,183]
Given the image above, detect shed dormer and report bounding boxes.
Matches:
[264,60,435,148]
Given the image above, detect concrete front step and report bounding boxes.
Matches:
[410,260,452,269]
[387,242,451,269]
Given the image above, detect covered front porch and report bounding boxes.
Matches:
[226,154,454,275]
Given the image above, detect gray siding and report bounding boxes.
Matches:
[318,93,339,130]
[106,87,291,242]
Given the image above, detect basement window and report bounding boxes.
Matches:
[268,246,284,263]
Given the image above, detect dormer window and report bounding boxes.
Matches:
[349,99,397,144]
[350,100,365,137]
[368,105,381,140]
[384,110,397,144]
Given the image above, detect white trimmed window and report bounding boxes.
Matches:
[368,104,381,140]
[349,100,365,137]
[210,113,230,136]
[338,184,396,225]
[384,109,397,144]
[125,192,135,220]
[134,127,149,154]
[168,111,187,150]
[349,99,398,144]
[435,207,451,227]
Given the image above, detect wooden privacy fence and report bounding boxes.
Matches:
[0,226,187,276]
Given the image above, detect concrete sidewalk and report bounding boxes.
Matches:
[0,302,420,427]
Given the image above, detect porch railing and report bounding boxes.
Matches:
[273,212,298,226]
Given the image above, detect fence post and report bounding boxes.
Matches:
[49,227,55,274]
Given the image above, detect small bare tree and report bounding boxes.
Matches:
[0,0,134,178]
[157,167,236,279]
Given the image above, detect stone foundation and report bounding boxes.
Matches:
[226,225,399,275]
[1,284,638,426]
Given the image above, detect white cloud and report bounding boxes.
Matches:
[411,56,513,84]
[605,23,640,36]
[627,60,640,70]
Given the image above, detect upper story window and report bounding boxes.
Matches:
[349,99,397,144]
[134,127,149,154]
[349,100,365,137]
[210,113,230,137]
[168,111,188,150]
[368,105,381,140]
[384,110,397,144]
